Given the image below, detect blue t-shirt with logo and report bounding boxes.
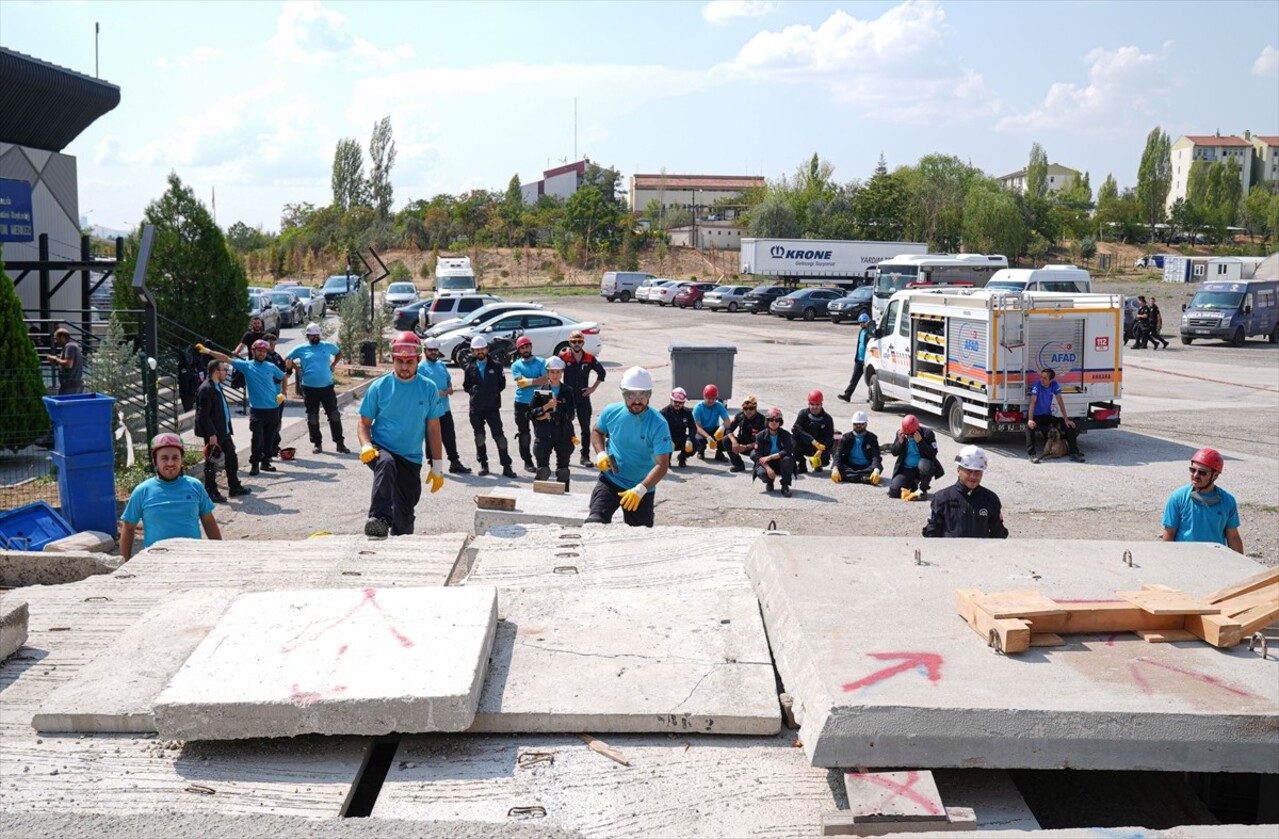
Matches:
[849,433,870,467]
[692,400,729,432]
[1030,378,1062,418]
[121,475,214,548]
[596,401,674,490]
[1162,484,1240,546]
[230,358,285,409]
[511,356,548,404]
[417,358,454,413]
[286,341,341,388]
[904,438,920,469]
[359,372,446,463]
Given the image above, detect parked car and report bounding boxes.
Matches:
[651,281,694,307]
[1123,296,1140,344]
[744,285,790,314]
[248,292,281,336]
[420,301,546,339]
[828,286,874,324]
[600,270,656,303]
[674,282,718,310]
[321,274,360,307]
[635,278,675,304]
[770,287,844,321]
[280,285,325,321]
[438,310,602,366]
[383,281,420,311]
[703,285,753,312]
[394,293,502,333]
[264,290,304,328]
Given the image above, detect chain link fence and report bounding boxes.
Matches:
[0,366,58,512]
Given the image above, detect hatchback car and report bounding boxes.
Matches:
[248,293,281,336]
[651,281,694,307]
[770,287,844,321]
[439,310,602,365]
[280,285,326,321]
[383,282,420,311]
[703,285,753,312]
[828,286,874,324]
[635,278,674,304]
[421,301,546,339]
[674,282,718,309]
[744,285,790,314]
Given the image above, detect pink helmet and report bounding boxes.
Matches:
[901,414,920,434]
[671,387,687,403]
[150,432,184,459]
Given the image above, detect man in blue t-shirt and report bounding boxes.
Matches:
[202,341,286,475]
[511,336,549,473]
[691,383,730,463]
[1162,447,1243,553]
[418,337,471,475]
[838,312,873,402]
[584,366,674,528]
[358,332,446,539]
[119,433,221,560]
[287,323,349,455]
[1025,367,1084,464]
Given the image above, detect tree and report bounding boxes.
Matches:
[111,173,249,350]
[225,221,268,252]
[367,116,397,218]
[331,138,367,212]
[498,174,525,245]
[85,313,145,461]
[748,194,801,238]
[1026,143,1049,199]
[1240,186,1275,242]
[581,162,623,205]
[281,201,317,231]
[962,183,1025,261]
[853,156,909,240]
[1097,174,1119,204]
[562,185,620,264]
[1135,127,1172,240]
[902,154,982,251]
[0,250,51,451]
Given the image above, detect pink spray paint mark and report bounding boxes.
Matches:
[842,652,943,692]
[846,770,943,816]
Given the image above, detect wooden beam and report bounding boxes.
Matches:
[955,589,1030,653]
[474,495,516,511]
[1025,602,1185,634]
[1216,583,1278,618]
[532,480,567,495]
[822,808,977,836]
[1136,629,1199,643]
[1183,613,1243,648]
[1233,602,1279,636]
[971,590,1064,619]
[1116,589,1220,615]
[1204,568,1279,604]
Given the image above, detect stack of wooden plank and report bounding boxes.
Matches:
[956,568,1278,654]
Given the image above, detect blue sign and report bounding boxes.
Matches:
[0,178,35,243]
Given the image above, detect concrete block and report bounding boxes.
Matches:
[1,597,29,660]
[473,487,591,535]
[747,537,1279,772]
[470,587,780,735]
[0,549,123,587]
[44,530,117,553]
[843,770,946,822]
[32,588,238,733]
[153,586,498,740]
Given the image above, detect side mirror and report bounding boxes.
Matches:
[484,326,494,333]
[1181,304,1187,312]
[1243,305,1252,315]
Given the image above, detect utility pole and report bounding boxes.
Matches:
[95,23,100,77]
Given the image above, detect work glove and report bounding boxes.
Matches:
[276,393,285,405]
[831,470,843,483]
[901,488,921,502]
[571,436,580,447]
[707,438,718,451]
[360,444,379,465]
[595,450,612,472]
[516,376,531,388]
[195,343,207,355]
[870,469,881,486]
[425,469,445,494]
[713,428,725,441]
[618,484,647,512]
[807,452,823,470]
[684,441,694,454]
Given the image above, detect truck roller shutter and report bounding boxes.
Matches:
[1029,318,1086,391]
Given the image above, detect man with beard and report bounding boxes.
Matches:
[463,335,518,479]
[584,366,673,527]
[793,389,835,474]
[200,340,286,476]
[659,387,696,468]
[286,323,350,455]
[194,360,251,501]
[417,337,471,475]
[119,433,221,559]
[511,335,549,473]
[559,330,607,466]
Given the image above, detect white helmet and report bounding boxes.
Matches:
[423,337,441,350]
[305,322,322,336]
[546,355,566,370]
[470,335,489,350]
[851,411,869,425]
[955,445,989,471]
[619,366,654,390]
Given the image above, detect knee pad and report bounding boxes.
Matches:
[473,433,488,450]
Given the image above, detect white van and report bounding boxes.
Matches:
[600,271,656,303]
[434,257,478,297]
[984,265,1092,294]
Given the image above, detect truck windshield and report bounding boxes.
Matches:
[874,266,918,298]
[1190,291,1244,311]
[438,275,475,290]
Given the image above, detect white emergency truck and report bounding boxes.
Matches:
[434,256,477,297]
[863,288,1123,441]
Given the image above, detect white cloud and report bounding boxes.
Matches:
[94,135,120,166]
[702,1,780,25]
[268,0,412,68]
[1253,45,1278,77]
[190,46,222,62]
[996,44,1168,133]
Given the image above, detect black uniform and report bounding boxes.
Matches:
[266,349,288,456]
[889,426,944,498]
[194,376,245,498]
[792,408,836,472]
[1148,301,1169,349]
[530,384,577,485]
[833,429,883,483]
[751,427,797,492]
[560,348,606,462]
[726,410,766,471]
[1133,302,1152,349]
[463,357,514,473]
[922,481,1009,539]
[660,404,697,467]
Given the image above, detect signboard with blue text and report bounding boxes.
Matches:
[0,178,35,243]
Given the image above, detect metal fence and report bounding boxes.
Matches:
[0,366,59,513]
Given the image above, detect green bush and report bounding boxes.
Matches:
[0,252,51,451]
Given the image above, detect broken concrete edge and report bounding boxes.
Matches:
[1,596,30,660]
[0,549,124,588]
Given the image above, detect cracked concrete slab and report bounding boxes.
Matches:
[473,488,592,536]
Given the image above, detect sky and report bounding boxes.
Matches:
[2,0,1276,235]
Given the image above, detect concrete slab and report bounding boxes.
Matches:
[470,587,779,735]
[0,549,122,587]
[153,586,499,740]
[843,770,946,822]
[32,588,238,733]
[747,537,1279,771]
[1,596,29,660]
[44,531,117,553]
[931,769,1038,831]
[473,488,592,535]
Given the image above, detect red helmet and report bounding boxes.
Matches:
[703,384,719,400]
[1190,447,1224,474]
[390,331,421,358]
[515,336,533,349]
[251,339,270,351]
[901,414,920,434]
[808,389,823,404]
[150,432,184,460]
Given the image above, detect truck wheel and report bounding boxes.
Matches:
[620,291,631,303]
[1232,327,1245,347]
[867,372,885,412]
[946,398,972,442]
[1181,336,1193,345]
[802,307,816,321]
[1271,324,1278,343]
[606,295,616,302]
[728,301,738,313]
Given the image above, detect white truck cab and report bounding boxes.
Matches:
[434,257,477,297]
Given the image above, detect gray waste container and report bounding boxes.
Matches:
[669,343,736,402]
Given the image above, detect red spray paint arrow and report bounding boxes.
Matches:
[842,652,944,692]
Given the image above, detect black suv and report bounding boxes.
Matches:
[828,286,874,324]
[744,285,789,314]
[321,274,360,307]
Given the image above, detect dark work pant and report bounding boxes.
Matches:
[534,428,573,473]
[202,431,242,492]
[835,461,876,483]
[249,407,281,466]
[1025,415,1080,455]
[754,456,795,489]
[272,405,283,455]
[470,408,512,467]
[303,383,345,447]
[574,397,593,457]
[670,426,691,466]
[694,434,726,460]
[366,449,422,536]
[585,474,655,527]
[727,438,754,470]
[795,436,832,472]
[434,411,462,465]
[514,401,534,464]
[888,460,936,497]
[843,361,865,397]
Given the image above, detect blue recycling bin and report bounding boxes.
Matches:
[43,392,118,534]
[42,393,116,455]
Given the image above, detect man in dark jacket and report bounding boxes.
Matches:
[831,411,882,484]
[752,406,797,496]
[194,360,250,501]
[726,395,766,473]
[462,335,517,478]
[793,389,835,474]
[888,413,943,500]
[560,330,606,466]
[923,445,1008,538]
[530,355,578,487]
[659,388,697,468]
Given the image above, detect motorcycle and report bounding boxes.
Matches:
[453,329,520,367]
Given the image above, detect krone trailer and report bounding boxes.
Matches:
[739,238,926,288]
[863,288,1123,441]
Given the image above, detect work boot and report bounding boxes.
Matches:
[335,444,352,454]
[580,453,591,467]
[478,463,491,477]
[555,468,571,490]
[781,485,792,497]
[765,481,775,493]
[1071,452,1086,462]
[837,392,851,403]
[261,463,278,472]
[535,466,551,482]
[364,517,390,540]
[729,464,745,473]
[249,464,260,476]
[312,444,323,454]
[677,455,687,468]
[208,491,228,504]
[449,461,473,475]
[524,460,537,474]
[501,465,519,479]
[714,451,727,463]
[228,486,252,497]
[1030,454,1041,464]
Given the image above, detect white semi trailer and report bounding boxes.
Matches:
[739,238,927,288]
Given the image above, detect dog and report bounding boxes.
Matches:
[1041,424,1070,460]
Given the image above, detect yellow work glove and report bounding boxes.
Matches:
[813,442,826,453]
[618,484,647,512]
[516,376,531,388]
[195,343,207,354]
[807,452,823,470]
[684,440,694,454]
[360,444,379,464]
[276,393,285,405]
[870,469,881,486]
[714,428,725,441]
[831,470,843,483]
[425,469,445,494]
[901,489,920,502]
[571,435,580,447]
[707,438,718,451]
[595,450,612,472]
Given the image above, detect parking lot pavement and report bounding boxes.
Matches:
[217,293,1279,566]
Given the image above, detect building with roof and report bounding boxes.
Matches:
[1250,133,1279,187]
[520,159,589,205]
[1167,132,1256,212]
[667,221,748,251]
[628,173,764,218]
[996,162,1081,196]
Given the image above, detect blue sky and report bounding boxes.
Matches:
[2,0,1276,234]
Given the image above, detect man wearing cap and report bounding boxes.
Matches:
[659,388,697,468]
[691,384,730,462]
[200,342,286,476]
[923,445,1008,538]
[287,323,350,455]
[119,433,222,560]
[725,395,766,473]
[463,335,518,478]
[837,312,873,402]
[530,355,578,486]
[45,327,86,394]
[1026,367,1084,464]
[888,414,943,500]
[560,330,606,466]
[585,366,673,527]
[418,337,471,475]
[793,390,835,474]
[511,336,549,473]
[358,332,446,539]
[194,359,250,501]
[831,411,883,485]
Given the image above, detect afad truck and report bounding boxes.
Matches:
[739,238,927,288]
[433,256,478,297]
[864,288,1123,442]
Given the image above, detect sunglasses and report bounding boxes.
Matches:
[1189,467,1213,477]
[569,339,584,344]
[767,418,782,423]
[622,389,651,402]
